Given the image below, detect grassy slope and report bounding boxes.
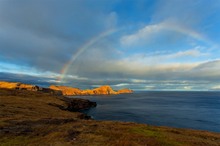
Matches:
[0,89,220,146]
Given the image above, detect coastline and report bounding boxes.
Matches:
[77,91,220,133]
[1,88,220,145]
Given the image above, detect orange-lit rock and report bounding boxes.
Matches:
[49,85,82,95]
[0,81,39,91]
[92,85,118,95]
[83,85,118,95]
[49,85,133,96]
[49,85,118,96]
[0,81,133,96]
[117,88,133,94]
[0,81,19,89]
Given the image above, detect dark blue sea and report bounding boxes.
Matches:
[71,91,220,132]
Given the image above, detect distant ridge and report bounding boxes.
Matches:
[0,81,133,96]
[49,85,133,95]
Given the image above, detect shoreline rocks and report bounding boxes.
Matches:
[62,97,97,111]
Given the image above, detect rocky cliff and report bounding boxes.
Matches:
[50,85,82,95]
[82,85,118,95]
[0,81,133,96]
[0,81,39,91]
[117,88,133,94]
[0,81,62,95]
[49,85,133,96]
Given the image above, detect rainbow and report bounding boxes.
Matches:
[58,23,215,83]
[164,23,213,45]
[58,29,118,82]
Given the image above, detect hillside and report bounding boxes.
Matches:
[0,88,220,146]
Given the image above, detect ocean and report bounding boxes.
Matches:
[70,91,220,132]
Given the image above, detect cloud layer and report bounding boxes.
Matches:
[0,0,220,90]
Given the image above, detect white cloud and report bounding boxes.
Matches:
[130,79,146,83]
[145,85,155,90]
[73,53,220,82]
[65,75,88,80]
[120,21,210,47]
[183,86,192,90]
[168,49,201,58]
[120,23,163,46]
[160,47,209,60]
[114,83,130,87]
[114,48,205,67]
[211,85,220,90]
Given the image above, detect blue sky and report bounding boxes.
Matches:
[0,0,220,90]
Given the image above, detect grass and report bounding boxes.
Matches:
[129,126,183,146]
[0,88,220,146]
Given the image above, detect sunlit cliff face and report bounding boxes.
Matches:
[0,0,220,91]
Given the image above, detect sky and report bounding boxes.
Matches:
[0,0,220,91]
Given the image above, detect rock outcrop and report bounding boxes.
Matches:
[0,81,62,95]
[82,85,118,95]
[117,88,133,94]
[50,85,82,95]
[61,96,97,111]
[0,81,39,91]
[49,85,133,96]
[0,81,133,96]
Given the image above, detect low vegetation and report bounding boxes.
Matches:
[0,88,220,146]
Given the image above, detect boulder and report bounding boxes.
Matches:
[61,97,97,111]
